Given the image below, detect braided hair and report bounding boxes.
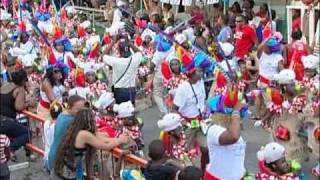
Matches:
[54,108,97,177]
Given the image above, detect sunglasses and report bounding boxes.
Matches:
[53,69,61,73]
[236,20,243,23]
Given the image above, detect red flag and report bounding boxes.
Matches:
[224,86,238,108]
[77,25,87,38]
[88,43,99,59]
[263,24,272,40]
[161,61,172,80]
[216,71,227,88]
[47,48,57,65]
[102,33,111,45]
[18,20,26,32]
[75,68,86,87]
[67,55,75,69]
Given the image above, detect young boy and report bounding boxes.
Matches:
[143,140,182,180]
[177,166,203,180]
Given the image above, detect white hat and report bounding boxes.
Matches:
[257,142,285,163]
[21,55,36,67]
[0,10,12,20]
[69,87,90,99]
[70,38,80,47]
[273,69,296,84]
[95,92,115,109]
[175,33,187,44]
[65,6,77,14]
[302,55,319,70]
[113,101,135,118]
[141,28,156,42]
[182,27,195,42]
[116,0,126,7]
[80,20,91,29]
[219,42,234,57]
[157,113,182,132]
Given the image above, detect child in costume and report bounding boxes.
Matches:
[257,142,303,180]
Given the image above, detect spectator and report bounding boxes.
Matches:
[37,66,66,121]
[177,166,203,180]
[52,108,129,179]
[143,139,181,180]
[103,36,142,105]
[43,102,63,170]
[255,3,270,27]
[0,55,17,84]
[234,15,258,59]
[217,14,233,43]
[0,69,29,161]
[47,95,86,171]
[0,134,10,180]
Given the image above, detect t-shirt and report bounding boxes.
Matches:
[143,162,178,180]
[151,47,175,71]
[47,112,74,170]
[259,52,283,80]
[173,80,206,118]
[43,121,55,163]
[103,52,143,88]
[207,125,246,180]
[217,26,232,43]
[235,25,257,58]
[0,134,10,163]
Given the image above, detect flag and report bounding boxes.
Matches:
[47,48,57,65]
[102,33,111,46]
[161,61,172,80]
[75,68,86,87]
[176,45,192,67]
[224,86,238,108]
[88,42,99,59]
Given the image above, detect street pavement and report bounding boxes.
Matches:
[11,106,318,180]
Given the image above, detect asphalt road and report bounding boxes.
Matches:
[10,106,318,180]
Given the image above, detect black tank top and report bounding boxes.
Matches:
[0,88,17,119]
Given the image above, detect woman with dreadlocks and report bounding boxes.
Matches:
[51,108,129,180]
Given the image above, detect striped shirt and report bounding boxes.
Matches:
[0,134,10,163]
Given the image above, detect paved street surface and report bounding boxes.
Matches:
[11,106,318,180]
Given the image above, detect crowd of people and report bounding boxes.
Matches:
[0,0,319,179]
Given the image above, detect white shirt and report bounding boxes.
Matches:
[151,46,175,71]
[69,87,91,99]
[103,52,143,88]
[207,125,246,180]
[43,121,55,162]
[9,41,37,56]
[40,84,66,103]
[173,80,206,118]
[259,52,283,80]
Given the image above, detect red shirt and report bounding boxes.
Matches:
[292,18,301,31]
[235,25,257,58]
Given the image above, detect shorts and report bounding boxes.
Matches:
[184,127,207,149]
[0,162,10,180]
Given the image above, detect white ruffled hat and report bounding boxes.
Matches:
[219,42,234,57]
[273,69,296,84]
[302,55,319,70]
[141,28,156,42]
[96,92,115,109]
[257,142,285,163]
[0,10,12,21]
[113,101,135,118]
[70,38,80,47]
[116,0,126,6]
[175,33,187,44]
[65,6,77,14]
[80,20,91,29]
[157,113,182,132]
[21,55,35,67]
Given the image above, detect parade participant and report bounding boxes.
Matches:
[143,139,181,180]
[103,35,142,105]
[47,95,85,171]
[234,14,258,59]
[0,9,12,51]
[283,29,311,69]
[52,108,130,180]
[163,58,187,110]
[37,66,66,121]
[205,100,246,180]
[43,102,63,170]
[0,69,29,161]
[162,3,174,26]
[105,0,127,36]
[253,37,284,121]
[216,14,233,43]
[0,134,10,180]
[173,67,208,171]
[256,142,302,179]
[271,69,309,161]
[255,3,270,28]
[300,55,319,93]
[158,113,196,165]
[113,101,144,154]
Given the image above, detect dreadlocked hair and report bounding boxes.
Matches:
[54,108,97,178]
